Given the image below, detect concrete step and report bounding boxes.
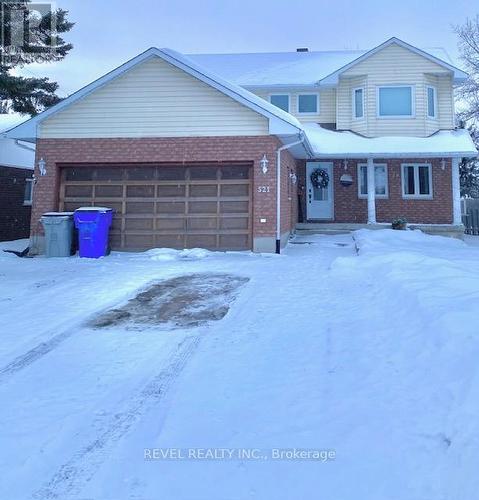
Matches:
[295,228,351,235]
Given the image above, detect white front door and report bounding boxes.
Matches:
[306,162,333,220]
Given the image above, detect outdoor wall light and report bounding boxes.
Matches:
[441,159,446,170]
[290,172,298,185]
[38,158,47,176]
[260,154,269,174]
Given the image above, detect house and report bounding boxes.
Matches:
[5,37,477,253]
[0,114,35,242]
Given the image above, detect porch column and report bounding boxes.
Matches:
[451,157,462,225]
[367,157,376,224]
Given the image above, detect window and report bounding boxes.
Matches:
[377,86,414,117]
[401,164,432,198]
[269,94,290,112]
[24,178,34,205]
[357,164,388,198]
[298,93,318,114]
[427,86,437,118]
[353,88,364,118]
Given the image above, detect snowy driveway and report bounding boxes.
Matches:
[1,232,479,500]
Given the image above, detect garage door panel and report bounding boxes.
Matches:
[126,185,155,198]
[219,234,249,249]
[125,218,154,230]
[220,217,249,230]
[156,234,185,248]
[187,217,218,230]
[220,184,249,197]
[156,218,186,230]
[95,185,123,197]
[125,234,155,249]
[126,201,154,214]
[65,185,93,197]
[61,164,251,251]
[157,185,186,197]
[186,234,217,248]
[189,201,217,214]
[189,185,218,197]
[220,201,249,213]
[157,202,185,214]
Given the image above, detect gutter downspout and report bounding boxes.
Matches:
[275,132,306,254]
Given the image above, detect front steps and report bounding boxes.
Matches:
[295,222,465,238]
[295,222,390,236]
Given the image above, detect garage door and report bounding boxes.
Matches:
[60,164,252,250]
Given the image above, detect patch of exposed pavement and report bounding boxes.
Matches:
[91,273,249,330]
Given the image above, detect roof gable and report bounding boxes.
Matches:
[320,37,467,85]
[6,48,302,142]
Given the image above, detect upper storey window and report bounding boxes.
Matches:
[353,88,364,118]
[269,94,290,112]
[427,86,437,118]
[377,85,414,117]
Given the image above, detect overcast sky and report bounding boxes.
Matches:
[22,0,478,96]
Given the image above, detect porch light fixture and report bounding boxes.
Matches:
[38,158,47,176]
[441,159,446,170]
[290,172,297,185]
[260,154,269,174]
[343,160,348,170]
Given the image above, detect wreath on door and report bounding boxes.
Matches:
[310,168,330,189]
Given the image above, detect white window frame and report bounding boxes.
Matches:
[401,163,433,199]
[376,85,415,119]
[269,93,290,113]
[297,92,319,115]
[24,177,34,205]
[357,163,389,199]
[426,85,438,119]
[352,87,365,119]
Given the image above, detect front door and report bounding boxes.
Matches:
[306,162,333,220]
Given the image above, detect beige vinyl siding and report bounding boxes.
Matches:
[336,43,454,137]
[39,57,269,138]
[251,88,336,124]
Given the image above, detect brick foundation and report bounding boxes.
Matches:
[298,158,453,224]
[32,136,298,252]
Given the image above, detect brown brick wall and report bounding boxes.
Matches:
[33,137,298,247]
[298,158,453,224]
[0,166,33,241]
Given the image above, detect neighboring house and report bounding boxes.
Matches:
[0,114,35,242]
[5,37,478,253]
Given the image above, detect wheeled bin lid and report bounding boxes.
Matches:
[75,206,113,212]
[42,212,75,217]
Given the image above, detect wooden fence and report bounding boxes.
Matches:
[462,199,479,235]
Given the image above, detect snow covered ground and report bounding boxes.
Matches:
[0,230,478,500]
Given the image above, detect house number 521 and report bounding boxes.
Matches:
[257,186,270,193]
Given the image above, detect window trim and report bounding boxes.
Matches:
[268,93,290,113]
[352,87,365,119]
[426,85,438,119]
[23,177,34,205]
[376,85,415,119]
[297,92,319,115]
[401,163,433,199]
[357,163,389,199]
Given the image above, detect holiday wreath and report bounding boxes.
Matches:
[310,168,329,189]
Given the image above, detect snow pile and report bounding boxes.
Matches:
[143,247,213,261]
[332,229,479,499]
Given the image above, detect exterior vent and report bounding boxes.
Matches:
[296,47,309,52]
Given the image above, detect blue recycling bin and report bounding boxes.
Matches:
[74,207,113,258]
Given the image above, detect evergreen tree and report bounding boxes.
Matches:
[0,0,73,115]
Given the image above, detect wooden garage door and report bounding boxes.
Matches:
[60,164,252,250]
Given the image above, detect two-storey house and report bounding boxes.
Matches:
[6,37,477,253]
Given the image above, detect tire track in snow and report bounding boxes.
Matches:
[32,334,200,500]
[0,327,78,384]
